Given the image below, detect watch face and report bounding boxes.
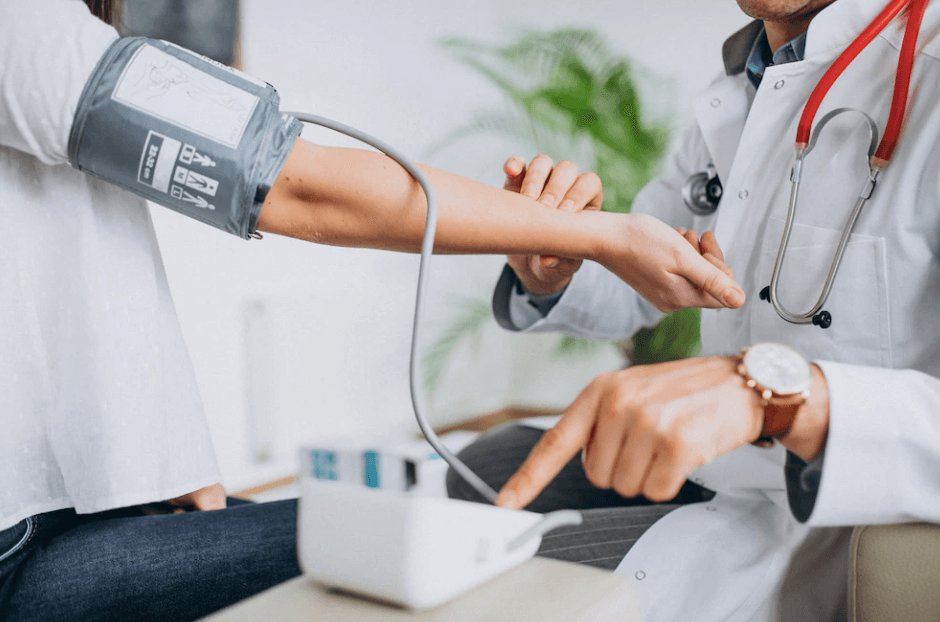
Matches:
[743,343,811,395]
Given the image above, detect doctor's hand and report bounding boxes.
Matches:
[494,357,829,508]
[502,155,603,295]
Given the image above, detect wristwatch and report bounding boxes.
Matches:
[736,343,812,447]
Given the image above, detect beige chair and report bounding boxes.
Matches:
[848,523,940,621]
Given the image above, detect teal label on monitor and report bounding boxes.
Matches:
[310,450,338,480]
[364,451,380,488]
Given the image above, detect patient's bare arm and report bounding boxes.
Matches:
[257,139,745,311]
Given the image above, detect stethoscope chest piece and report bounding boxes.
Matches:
[682,163,722,215]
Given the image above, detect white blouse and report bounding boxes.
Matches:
[0,0,221,531]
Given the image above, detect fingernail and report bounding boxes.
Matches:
[496,490,516,508]
[723,288,745,307]
[540,255,559,268]
[560,199,576,212]
[522,185,538,198]
[538,194,556,206]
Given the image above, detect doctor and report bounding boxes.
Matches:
[462,0,940,620]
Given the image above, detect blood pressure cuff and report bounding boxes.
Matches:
[68,37,303,239]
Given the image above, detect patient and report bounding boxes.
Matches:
[0,2,743,620]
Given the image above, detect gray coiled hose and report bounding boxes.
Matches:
[285,112,582,547]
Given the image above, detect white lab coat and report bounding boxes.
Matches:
[515,1,940,619]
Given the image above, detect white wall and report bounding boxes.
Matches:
[149,0,752,487]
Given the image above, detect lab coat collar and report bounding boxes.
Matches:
[723,20,764,76]
[803,0,899,59]
[722,0,906,73]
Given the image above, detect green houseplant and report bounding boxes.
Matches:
[424,28,701,395]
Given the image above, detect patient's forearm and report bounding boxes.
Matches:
[256,139,608,260]
[257,139,746,311]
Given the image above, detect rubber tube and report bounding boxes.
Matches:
[796,0,909,147]
[872,0,930,165]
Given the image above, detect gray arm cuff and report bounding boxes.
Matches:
[68,37,302,239]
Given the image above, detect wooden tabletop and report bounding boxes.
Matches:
[203,557,639,622]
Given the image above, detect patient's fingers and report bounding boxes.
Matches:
[167,483,227,512]
[684,229,701,253]
[676,245,745,309]
[704,253,735,280]
[700,230,725,263]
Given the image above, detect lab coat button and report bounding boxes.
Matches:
[635,571,646,580]
[774,80,785,90]
[710,98,721,108]
[706,505,717,512]
[738,190,749,199]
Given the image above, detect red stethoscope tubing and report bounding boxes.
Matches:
[796,0,931,167]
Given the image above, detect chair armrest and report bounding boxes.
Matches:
[849,523,940,622]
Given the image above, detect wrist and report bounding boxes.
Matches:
[736,343,814,449]
[590,211,631,265]
[776,364,829,461]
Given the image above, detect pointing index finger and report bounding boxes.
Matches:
[495,384,602,509]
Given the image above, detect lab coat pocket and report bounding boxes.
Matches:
[749,217,890,366]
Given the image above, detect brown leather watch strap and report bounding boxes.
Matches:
[760,397,805,438]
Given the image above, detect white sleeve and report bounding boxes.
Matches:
[519,260,663,341]
[807,361,940,526]
[507,280,560,329]
[499,122,715,341]
[0,0,118,165]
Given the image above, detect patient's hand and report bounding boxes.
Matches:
[167,484,227,512]
[502,155,603,296]
[597,213,744,312]
[501,154,741,310]
[675,228,738,304]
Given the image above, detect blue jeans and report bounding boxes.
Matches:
[0,498,300,621]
